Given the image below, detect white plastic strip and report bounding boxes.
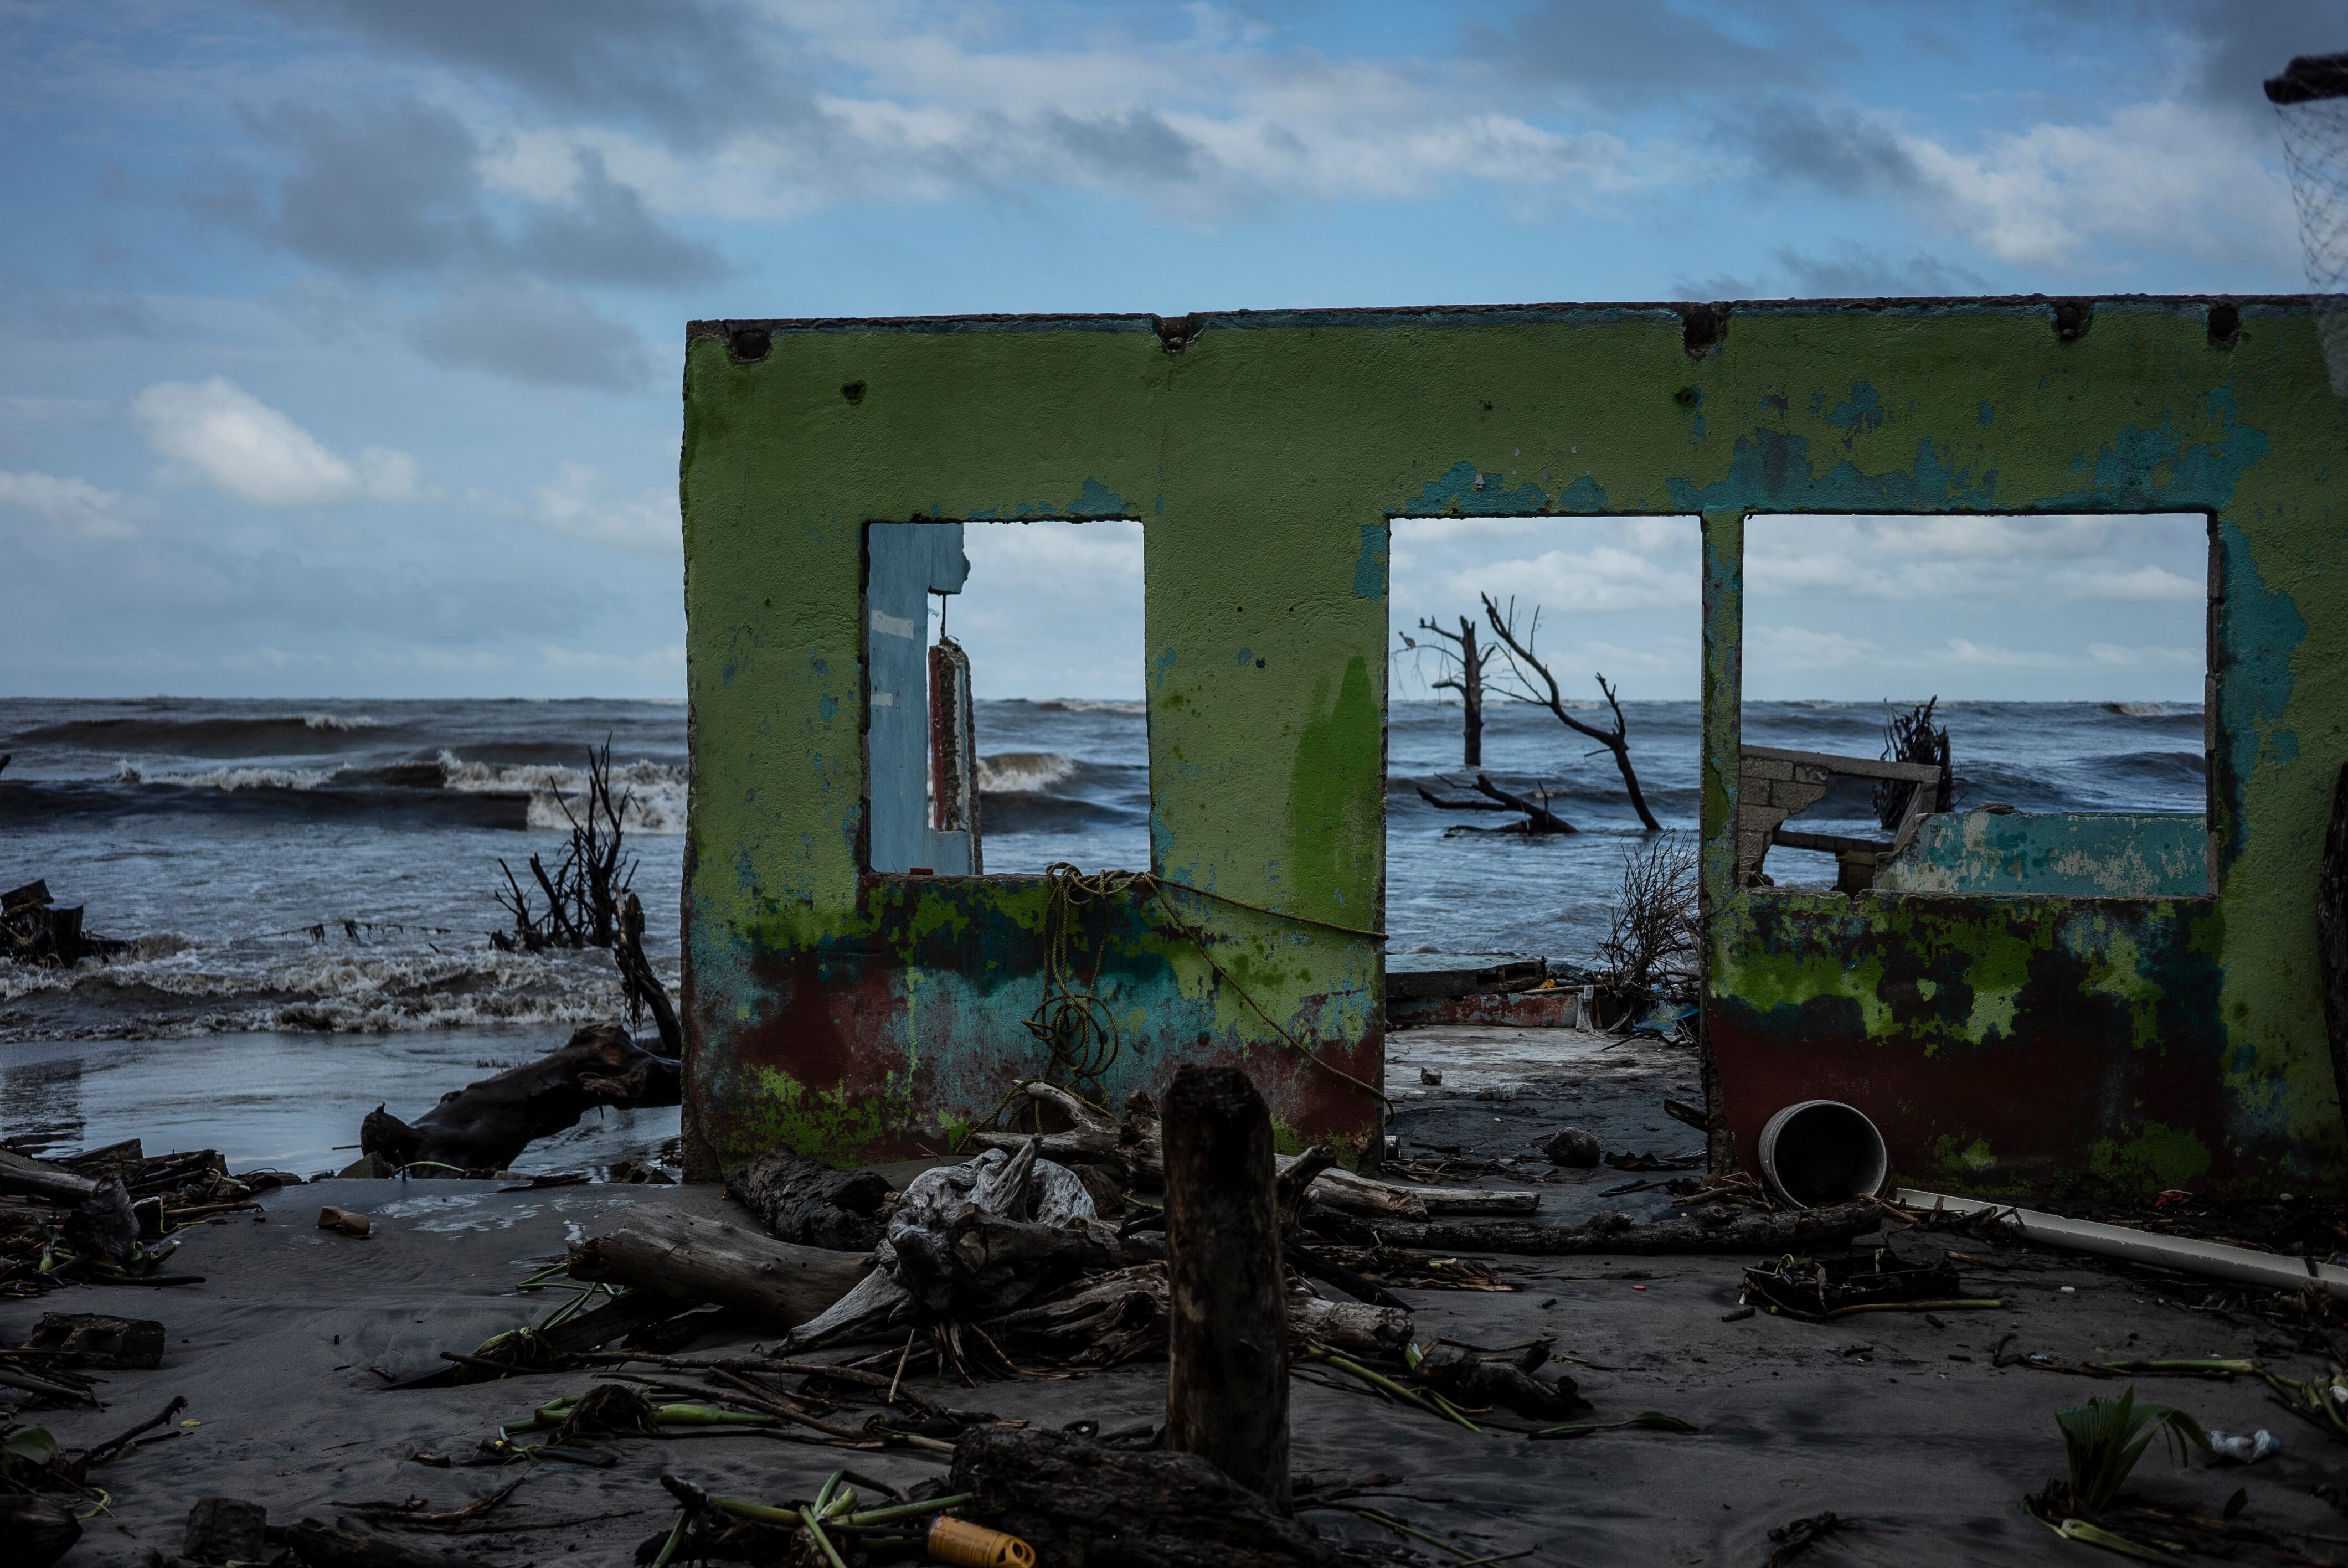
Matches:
[1896,1187,2348,1300]
[869,610,920,640]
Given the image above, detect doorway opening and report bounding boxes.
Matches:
[1387,515,1701,1025]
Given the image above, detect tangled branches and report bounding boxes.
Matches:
[492,737,636,953]
[1596,831,1700,1023]
[1875,697,1953,832]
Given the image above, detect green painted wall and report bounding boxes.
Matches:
[681,298,2346,1197]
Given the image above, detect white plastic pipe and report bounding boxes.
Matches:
[1896,1187,2348,1301]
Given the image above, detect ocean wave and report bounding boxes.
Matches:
[977,751,1077,793]
[115,761,342,791]
[0,942,662,1041]
[2106,701,2193,719]
[438,752,688,834]
[16,713,389,755]
[1030,699,1147,717]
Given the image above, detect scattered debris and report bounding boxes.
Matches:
[725,1146,898,1251]
[1763,1510,1844,1567]
[318,1206,372,1239]
[2,879,126,968]
[1742,1251,1998,1322]
[1539,1127,1602,1167]
[2206,1428,2281,1465]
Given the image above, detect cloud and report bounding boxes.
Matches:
[1739,95,2295,275]
[1745,626,1880,668]
[523,461,677,553]
[132,377,427,507]
[1454,544,1698,613]
[409,281,656,390]
[1460,1,1830,106]
[204,100,726,286]
[263,0,809,145]
[0,469,140,538]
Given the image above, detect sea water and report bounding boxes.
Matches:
[0,695,2205,1168]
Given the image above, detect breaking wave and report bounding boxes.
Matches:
[977,752,1078,793]
[439,752,688,834]
[16,713,388,755]
[0,938,660,1043]
[1029,699,1147,717]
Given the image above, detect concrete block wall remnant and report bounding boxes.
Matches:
[679,296,2347,1202]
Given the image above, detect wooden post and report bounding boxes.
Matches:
[1162,1064,1290,1514]
[2318,761,2348,1147]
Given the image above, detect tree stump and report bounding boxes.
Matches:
[1162,1065,1289,1514]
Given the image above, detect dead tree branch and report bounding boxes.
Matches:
[1480,593,1662,832]
[1397,614,1488,766]
[1416,774,1576,834]
[490,737,637,953]
[1596,831,1701,1023]
[1876,697,1954,831]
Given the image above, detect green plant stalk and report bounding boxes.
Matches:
[1305,1349,1481,1433]
[799,1512,849,1568]
[649,1511,692,1568]
[842,1494,970,1528]
[1528,1411,1698,1440]
[2053,1517,2190,1565]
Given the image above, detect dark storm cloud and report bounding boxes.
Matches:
[1460,0,1830,104]
[510,152,725,288]
[1733,100,1927,196]
[2023,1,2346,118]
[258,0,812,146]
[1672,243,1986,302]
[408,281,656,392]
[1042,110,1207,183]
[200,100,726,287]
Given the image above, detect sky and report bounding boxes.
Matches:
[0,1,2335,701]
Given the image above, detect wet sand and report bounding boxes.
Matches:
[12,1155,2343,1568]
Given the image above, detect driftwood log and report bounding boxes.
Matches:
[565,1209,871,1328]
[2,1494,80,1568]
[0,1149,137,1267]
[724,1147,897,1251]
[1304,1197,1883,1255]
[966,1081,1165,1187]
[360,1023,680,1173]
[949,1426,1341,1568]
[1273,1152,1539,1220]
[977,1262,1409,1366]
[1163,1065,1290,1514]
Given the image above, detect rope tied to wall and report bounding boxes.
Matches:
[1018,860,1390,1115]
[1023,863,1147,1101]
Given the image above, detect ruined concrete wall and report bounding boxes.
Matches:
[681,297,2345,1199]
[1875,811,2208,898]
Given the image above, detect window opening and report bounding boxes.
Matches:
[1387,515,1701,1018]
[865,519,1149,878]
[1738,512,2211,898]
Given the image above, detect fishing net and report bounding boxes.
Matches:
[2269,52,2348,393]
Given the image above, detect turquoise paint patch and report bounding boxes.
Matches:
[1353,523,1386,599]
[1072,477,1129,518]
[1666,434,1995,513]
[818,695,838,721]
[1398,460,1551,517]
[1552,472,1610,512]
[1825,383,1888,435]
[1978,403,1995,427]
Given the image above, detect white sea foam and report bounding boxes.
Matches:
[0,938,665,1041]
[979,751,1077,792]
[301,713,380,730]
[2107,701,2184,718]
[437,752,689,834]
[1032,699,1147,717]
[115,761,342,790]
